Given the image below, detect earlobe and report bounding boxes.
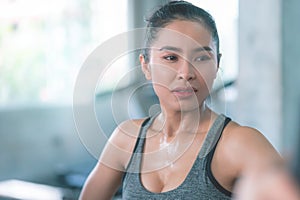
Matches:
[139,54,152,80]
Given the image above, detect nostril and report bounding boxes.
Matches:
[178,73,195,81]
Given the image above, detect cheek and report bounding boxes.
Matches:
[194,65,218,90]
[201,67,217,82]
[150,63,177,86]
[149,64,176,99]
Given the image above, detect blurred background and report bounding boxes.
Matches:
[0,0,299,199]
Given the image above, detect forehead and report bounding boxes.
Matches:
[151,20,215,52]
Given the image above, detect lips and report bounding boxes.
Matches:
[171,87,197,98]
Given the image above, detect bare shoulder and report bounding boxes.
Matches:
[100,118,148,171]
[109,118,146,149]
[223,121,270,147]
[79,118,148,200]
[219,120,282,172]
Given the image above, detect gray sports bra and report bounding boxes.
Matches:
[122,114,232,199]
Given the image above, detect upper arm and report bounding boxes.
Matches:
[79,162,124,200]
[79,119,145,200]
[229,127,300,200]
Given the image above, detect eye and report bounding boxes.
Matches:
[163,55,178,62]
[195,55,211,62]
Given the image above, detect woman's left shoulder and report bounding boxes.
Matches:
[222,120,273,151]
[220,118,282,170]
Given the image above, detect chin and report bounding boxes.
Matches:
[162,101,202,113]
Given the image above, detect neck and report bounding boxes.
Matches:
[154,103,211,138]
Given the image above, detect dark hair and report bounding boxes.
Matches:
[142,0,220,63]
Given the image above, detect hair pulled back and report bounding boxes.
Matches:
[142,0,220,63]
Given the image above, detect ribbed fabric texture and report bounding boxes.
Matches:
[122,114,232,200]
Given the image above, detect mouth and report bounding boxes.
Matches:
[171,87,197,98]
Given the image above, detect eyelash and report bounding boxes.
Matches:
[162,54,211,62]
[163,55,178,62]
[194,55,211,62]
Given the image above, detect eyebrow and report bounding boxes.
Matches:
[158,46,213,53]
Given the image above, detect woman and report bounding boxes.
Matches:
[79,1,283,199]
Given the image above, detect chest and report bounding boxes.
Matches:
[139,133,203,193]
[141,149,199,193]
[139,136,237,194]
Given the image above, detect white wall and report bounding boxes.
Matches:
[237,0,282,151]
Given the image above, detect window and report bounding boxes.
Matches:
[0,0,128,107]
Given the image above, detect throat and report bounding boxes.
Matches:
[153,105,212,138]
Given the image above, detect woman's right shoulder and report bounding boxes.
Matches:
[109,118,148,151]
[99,118,148,170]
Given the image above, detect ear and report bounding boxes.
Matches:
[217,53,222,70]
[140,54,152,80]
[213,53,222,79]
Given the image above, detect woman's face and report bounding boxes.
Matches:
[141,20,219,112]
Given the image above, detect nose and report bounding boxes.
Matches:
[177,60,195,81]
